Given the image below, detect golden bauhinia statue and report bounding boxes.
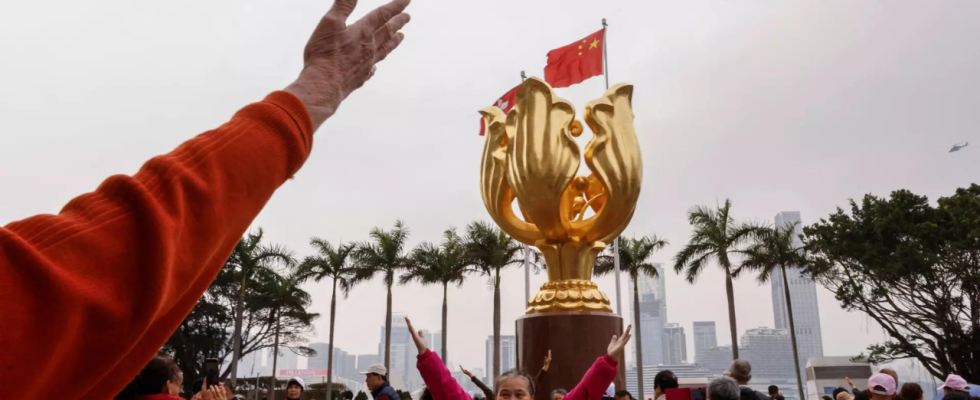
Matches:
[479,77,642,314]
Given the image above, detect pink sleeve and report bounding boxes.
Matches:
[564,356,618,400]
[417,349,474,400]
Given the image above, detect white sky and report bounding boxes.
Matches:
[2,0,978,377]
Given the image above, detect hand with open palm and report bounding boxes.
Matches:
[607,325,632,359]
[405,316,428,354]
[286,0,412,129]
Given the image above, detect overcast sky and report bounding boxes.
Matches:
[2,0,978,378]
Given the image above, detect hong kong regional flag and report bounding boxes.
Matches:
[544,29,605,88]
[479,84,519,136]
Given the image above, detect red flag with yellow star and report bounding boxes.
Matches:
[544,29,605,88]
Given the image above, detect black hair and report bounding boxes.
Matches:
[822,395,833,400]
[769,386,779,395]
[287,378,305,392]
[833,388,850,400]
[421,388,434,400]
[495,369,537,395]
[136,355,181,395]
[616,390,634,400]
[344,390,355,400]
[654,370,679,392]
[945,392,971,400]
[552,389,568,398]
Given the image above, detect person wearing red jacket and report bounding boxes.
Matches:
[405,317,631,400]
[0,0,412,398]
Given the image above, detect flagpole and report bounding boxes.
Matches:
[601,18,624,320]
[520,70,532,307]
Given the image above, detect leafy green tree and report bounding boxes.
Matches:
[227,229,294,386]
[401,228,475,361]
[353,220,412,371]
[298,239,359,394]
[164,246,316,393]
[594,235,668,400]
[465,221,526,379]
[741,222,808,400]
[673,199,757,359]
[803,185,980,382]
[254,267,319,400]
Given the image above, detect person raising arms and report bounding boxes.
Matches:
[406,316,631,400]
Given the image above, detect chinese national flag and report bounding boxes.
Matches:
[544,29,605,88]
[479,84,519,136]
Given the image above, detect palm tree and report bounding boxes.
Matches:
[400,228,475,361]
[256,267,317,400]
[297,239,359,395]
[741,221,808,400]
[227,229,294,386]
[673,199,757,359]
[352,220,412,371]
[465,221,526,379]
[594,235,668,400]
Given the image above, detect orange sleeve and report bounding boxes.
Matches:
[0,91,313,399]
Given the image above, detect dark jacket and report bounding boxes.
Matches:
[739,387,768,400]
[373,381,400,400]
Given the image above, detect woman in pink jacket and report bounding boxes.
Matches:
[405,317,632,400]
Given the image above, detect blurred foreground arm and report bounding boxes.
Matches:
[0,0,410,398]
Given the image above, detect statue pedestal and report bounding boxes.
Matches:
[516,312,625,400]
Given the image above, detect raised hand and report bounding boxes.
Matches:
[405,316,428,354]
[606,325,632,359]
[542,350,552,371]
[461,366,473,378]
[285,0,412,129]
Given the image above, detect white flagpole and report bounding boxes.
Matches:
[601,18,624,318]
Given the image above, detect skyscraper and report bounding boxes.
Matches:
[740,327,795,380]
[664,323,687,364]
[377,314,427,390]
[771,212,824,388]
[692,321,717,365]
[629,264,667,366]
[485,335,517,378]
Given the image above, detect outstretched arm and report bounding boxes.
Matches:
[409,318,473,400]
[536,350,552,382]
[564,326,632,400]
[0,0,411,398]
[462,366,496,400]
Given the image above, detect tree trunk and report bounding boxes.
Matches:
[271,307,281,400]
[232,271,248,386]
[725,269,740,359]
[782,265,806,400]
[632,274,645,400]
[493,268,501,379]
[385,275,393,372]
[442,282,449,361]
[328,278,338,396]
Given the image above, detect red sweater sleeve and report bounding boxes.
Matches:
[0,91,313,399]
[417,349,474,400]
[564,356,618,400]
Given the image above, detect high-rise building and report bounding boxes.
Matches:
[376,314,427,390]
[430,332,443,356]
[629,264,667,366]
[771,212,824,390]
[692,321,718,365]
[344,353,358,380]
[741,327,795,380]
[308,342,355,380]
[485,335,517,378]
[357,354,380,370]
[664,323,687,364]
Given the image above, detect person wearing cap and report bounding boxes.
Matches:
[850,369,903,400]
[940,374,972,397]
[286,377,305,400]
[867,373,898,400]
[361,363,399,400]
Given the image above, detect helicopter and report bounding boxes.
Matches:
[949,141,969,153]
